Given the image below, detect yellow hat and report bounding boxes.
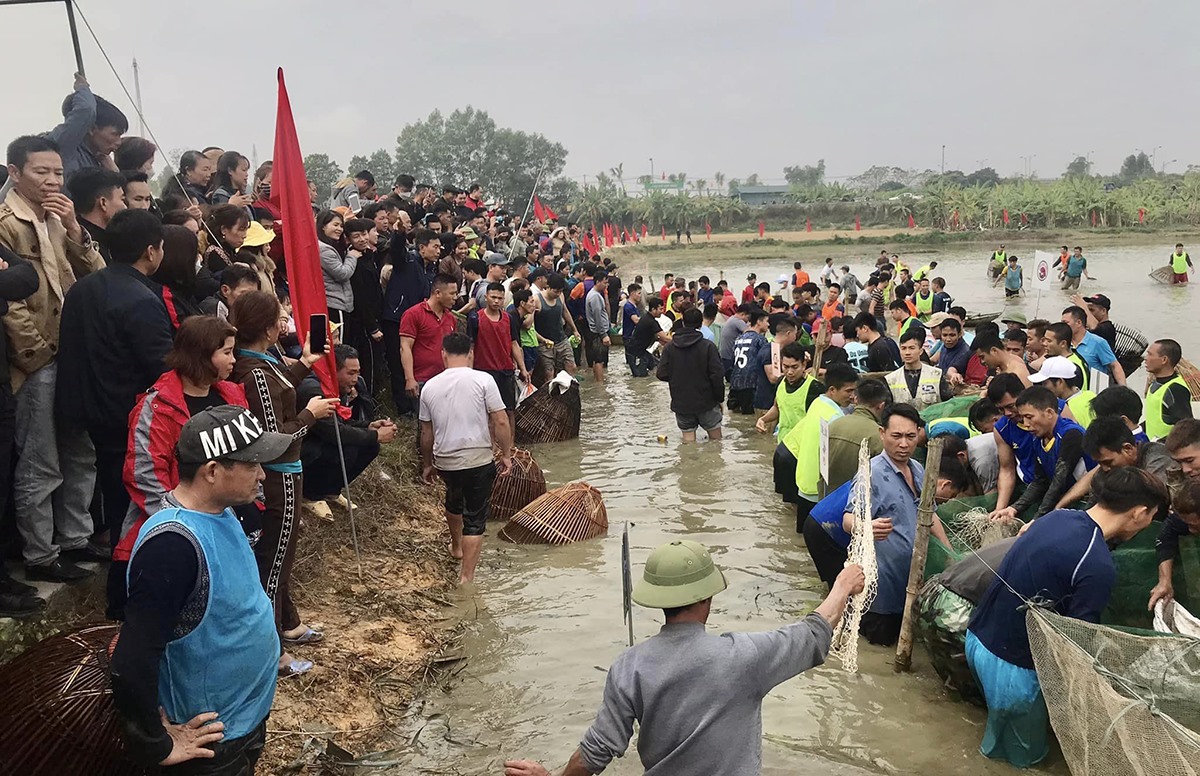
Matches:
[243,221,276,248]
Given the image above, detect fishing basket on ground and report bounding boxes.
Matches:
[515,380,582,444]
[0,623,146,775]
[1027,607,1200,776]
[499,482,607,544]
[489,447,547,521]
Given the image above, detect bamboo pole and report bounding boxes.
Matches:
[894,437,943,673]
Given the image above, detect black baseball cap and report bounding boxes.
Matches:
[1083,293,1111,310]
[176,406,292,465]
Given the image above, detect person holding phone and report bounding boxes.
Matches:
[230,291,340,676]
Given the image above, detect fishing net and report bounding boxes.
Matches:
[942,506,1024,555]
[1027,607,1200,776]
[828,442,879,673]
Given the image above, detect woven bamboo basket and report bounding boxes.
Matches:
[489,447,547,521]
[499,482,608,544]
[1179,358,1200,401]
[0,623,147,775]
[514,382,582,444]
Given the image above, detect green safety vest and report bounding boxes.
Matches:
[776,375,814,441]
[991,250,1007,267]
[1067,350,1090,391]
[927,416,979,438]
[1065,390,1096,429]
[785,395,843,497]
[882,282,896,306]
[1146,375,1189,441]
[1173,252,1190,274]
[886,365,942,411]
[914,291,934,318]
[898,316,918,337]
[914,265,932,282]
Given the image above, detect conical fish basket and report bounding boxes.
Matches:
[489,447,547,521]
[0,623,147,775]
[499,482,607,544]
[514,382,581,444]
[1178,358,1200,401]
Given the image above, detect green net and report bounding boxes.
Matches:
[1027,608,1200,775]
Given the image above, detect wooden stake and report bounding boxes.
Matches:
[894,437,943,673]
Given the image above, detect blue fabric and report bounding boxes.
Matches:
[263,460,303,473]
[968,509,1115,669]
[927,418,972,440]
[621,301,639,340]
[810,480,853,549]
[1075,331,1117,373]
[1032,415,1090,479]
[697,287,715,305]
[130,507,279,739]
[752,345,775,410]
[851,453,924,614]
[996,416,1039,484]
[729,331,769,392]
[965,631,1050,768]
[699,325,715,343]
[1004,266,1023,291]
[939,340,971,376]
[1065,255,1086,278]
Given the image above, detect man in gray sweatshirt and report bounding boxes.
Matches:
[585,272,612,384]
[504,540,865,776]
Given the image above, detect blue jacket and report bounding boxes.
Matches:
[381,239,437,324]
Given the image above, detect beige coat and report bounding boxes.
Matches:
[0,190,105,391]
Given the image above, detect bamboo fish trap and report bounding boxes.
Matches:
[1178,358,1200,401]
[514,381,582,444]
[499,482,608,544]
[0,624,146,776]
[489,447,547,521]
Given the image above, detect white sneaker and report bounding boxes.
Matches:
[303,499,334,521]
[329,494,358,511]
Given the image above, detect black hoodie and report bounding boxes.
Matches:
[656,328,725,415]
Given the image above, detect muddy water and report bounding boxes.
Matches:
[386,242,1193,775]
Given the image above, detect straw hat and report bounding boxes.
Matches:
[632,540,727,609]
[242,221,275,248]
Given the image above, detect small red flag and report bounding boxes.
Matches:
[1091,209,1098,227]
[854,215,861,231]
[1002,208,1010,225]
[705,222,712,239]
[640,224,648,238]
[545,203,558,221]
[1138,207,1146,224]
[758,220,765,238]
[533,196,546,223]
[661,225,667,239]
[907,214,915,229]
[806,218,812,232]
[952,209,959,228]
[1020,213,1028,225]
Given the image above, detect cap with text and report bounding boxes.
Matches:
[1029,356,1080,384]
[176,406,293,465]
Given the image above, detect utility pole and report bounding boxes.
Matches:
[941,145,945,174]
[649,157,654,180]
[132,57,144,135]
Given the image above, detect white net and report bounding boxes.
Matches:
[943,506,1023,553]
[829,441,879,672]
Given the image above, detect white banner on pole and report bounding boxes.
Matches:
[1032,250,1056,292]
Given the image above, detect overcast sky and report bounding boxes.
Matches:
[2,0,1197,186]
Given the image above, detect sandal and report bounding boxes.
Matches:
[278,658,313,678]
[282,626,325,645]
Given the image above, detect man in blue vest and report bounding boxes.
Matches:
[111,406,288,772]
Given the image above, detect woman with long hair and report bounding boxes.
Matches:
[114,136,158,175]
[210,151,253,214]
[316,209,357,331]
[108,316,247,620]
[230,291,339,675]
[203,204,250,273]
[151,224,208,332]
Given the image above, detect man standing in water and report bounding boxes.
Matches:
[1169,243,1192,284]
[656,308,724,442]
[503,541,865,776]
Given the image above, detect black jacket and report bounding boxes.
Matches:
[349,249,383,336]
[296,374,378,466]
[56,264,173,428]
[0,245,40,387]
[656,328,725,414]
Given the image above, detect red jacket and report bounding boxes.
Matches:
[113,371,247,561]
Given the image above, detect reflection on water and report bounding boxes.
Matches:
[382,242,1191,775]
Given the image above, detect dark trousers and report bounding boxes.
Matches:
[302,435,380,500]
[349,321,386,399]
[381,322,412,416]
[162,717,267,775]
[89,423,130,547]
[860,612,903,646]
[257,471,301,636]
[626,349,653,377]
[801,515,848,589]
[0,385,15,574]
[773,443,799,504]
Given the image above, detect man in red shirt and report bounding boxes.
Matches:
[468,282,530,417]
[400,274,459,399]
[658,273,675,304]
[741,273,757,304]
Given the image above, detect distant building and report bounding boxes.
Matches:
[731,185,791,206]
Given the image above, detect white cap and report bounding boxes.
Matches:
[777,274,789,284]
[1029,356,1079,383]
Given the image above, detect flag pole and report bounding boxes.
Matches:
[621,522,634,647]
[0,0,84,74]
[509,161,549,259]
[331,416,364,581]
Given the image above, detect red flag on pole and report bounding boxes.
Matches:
[661,225,666,240]
[705,221,712,239]
[952,209,959,228]
[640,224,648,239]
[806,218,812,232]
[758,220,765,238]
[533,196,546,223]
[854,215,861,231]
[907,214,915,228]
[1138,207,1146,224]
[1002,208,1010,225]
[270,69,340,409]
[1091,209,1097,227]
[545,203,558,221]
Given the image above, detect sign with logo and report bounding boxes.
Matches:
[1032,250,1056,291]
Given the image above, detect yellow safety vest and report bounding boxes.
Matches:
[914,291,934,319]
[914,265,932,282]
[776,375,814,441]
[1146,375,1189,441]
[1067,350,1089,391]
[1065,390,1096,429]
[1173,251,1190,274]
[927,416,978,438]
[886,365,942,411]
[785,395,843,497]
[991,250,1007,267]
[898,316,919,338]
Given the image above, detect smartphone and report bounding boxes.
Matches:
[310,313,328,354]
[346,190,362,214]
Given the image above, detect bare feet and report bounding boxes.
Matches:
[448,542,463,560]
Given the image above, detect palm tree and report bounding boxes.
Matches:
[713,171,726,194]
[691,179,707,197]
[609,163,625,194]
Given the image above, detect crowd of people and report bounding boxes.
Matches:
[2,74,1199,774]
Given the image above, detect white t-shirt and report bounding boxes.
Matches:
[418,367,505,471]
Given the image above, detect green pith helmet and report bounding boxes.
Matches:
[632,540,727,609]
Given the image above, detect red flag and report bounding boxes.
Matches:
[270,69,341,410]
[952,209,959,228]
[1091,209,1097,226]
[705,221,712,239]
[661,225,667,239]
[1138,207,1146,224]
[1002,208,1010,225]
[604,223,613,247]
[533,196,546,223]
[1020,213,1028,225]
[907,214,915,229]
[661,172,666,180]
[758,220,765,238]
[854,215,861,231]
[640,224,648,238]
[806,218,812,232]
[545,203,558,221]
